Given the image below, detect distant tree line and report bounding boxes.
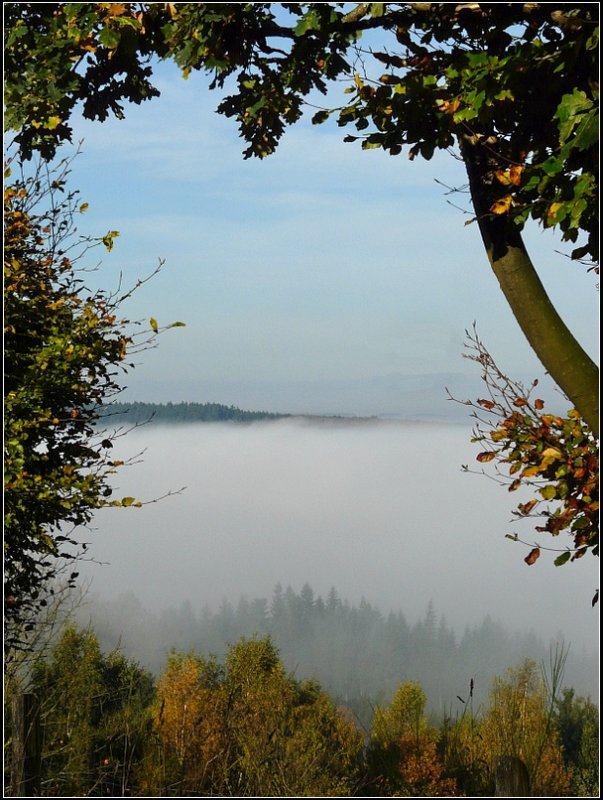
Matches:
[83,584,598,732]
[103,401,289,425]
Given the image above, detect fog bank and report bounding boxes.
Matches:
[77,419,598,652]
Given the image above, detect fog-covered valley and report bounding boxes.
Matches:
[72,418,598,711]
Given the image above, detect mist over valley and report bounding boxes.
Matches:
[75,416,599,712]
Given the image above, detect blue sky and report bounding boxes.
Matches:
[35,57,599,413]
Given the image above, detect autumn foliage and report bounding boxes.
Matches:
[4,158,134,641]
[455,328,598,596]
[5,622,597,797]
[367,681,458,796]
[147,637,364,796]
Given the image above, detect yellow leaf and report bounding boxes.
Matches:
[79,202,89,213]
[490,195,513,215]
[541,447,562,460]
[150,317,158,333]
[101,230,120,252]
[547,202,562,220]
[509,165,524,185]
[495,165,524,186]
[538,447,563,471]
[47,116,62,130]
[353,72,364,90]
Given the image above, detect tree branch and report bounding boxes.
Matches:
[460,136,599,435]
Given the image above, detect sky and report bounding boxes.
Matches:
[25,53,598,415]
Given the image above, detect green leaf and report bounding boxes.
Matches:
[571,111,598,151]
[246,96,267,117]
[311,109,330,125]
[555,89,592,122]
[539,485,557,501]
[540,156,564,176]
[121,496,136,507]
[554,551,571,567]
[98,27,121,49]
[555,89,593,144]
[294,10,320,36]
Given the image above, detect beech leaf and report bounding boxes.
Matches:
[524,547,540,565]
[490,195,513,215]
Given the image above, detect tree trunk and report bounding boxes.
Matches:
[460,136,599,436]
[10,693,41,797]
[494,755,531,797]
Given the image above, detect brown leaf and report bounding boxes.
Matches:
[104,3,128,15]
[513,397,527,407]
[534,398,545,410]
[518,499,538,515]
[524,547,540,565]
[477,398,496,409]
[476,451,496,463]
[437,98,461,115]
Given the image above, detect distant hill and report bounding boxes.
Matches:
[100,401,290,425]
